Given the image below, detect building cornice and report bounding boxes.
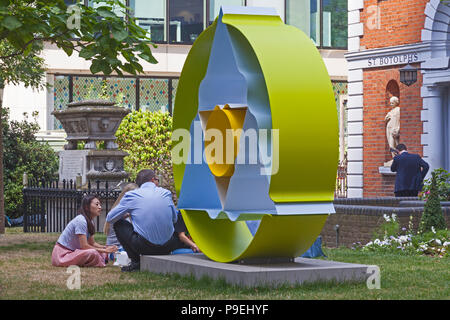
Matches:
[345,42,432,62]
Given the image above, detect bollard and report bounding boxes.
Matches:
[334,224,340,248]
[76,174,82,190]
[23,172,28,187]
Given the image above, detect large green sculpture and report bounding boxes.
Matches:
[172,6,338,263]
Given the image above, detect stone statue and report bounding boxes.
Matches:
[384,96,400,166]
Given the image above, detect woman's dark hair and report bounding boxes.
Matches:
[78,194,98,236]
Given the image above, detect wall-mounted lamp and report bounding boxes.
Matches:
[399,64,418,86]
[399,63,450,86]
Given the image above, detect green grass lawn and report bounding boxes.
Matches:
[0,227,449,300]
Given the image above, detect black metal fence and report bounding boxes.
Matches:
[23,178,122,233]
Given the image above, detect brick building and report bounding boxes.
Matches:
[345,0,450,197]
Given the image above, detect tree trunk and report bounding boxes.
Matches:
[0,84,4,234]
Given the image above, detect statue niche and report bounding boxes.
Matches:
[384,96,400,167]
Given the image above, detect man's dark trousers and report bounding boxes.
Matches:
[394,190,419,197]
[113,220,178,264]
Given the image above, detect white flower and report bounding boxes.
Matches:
[383,214,391,222]
[399,236,408,243]
[419,244,428,251]
[431,226,436,234]
[374,239,381,245]
[435,239,442,246]
[392,214,397,221]
[443,242,450,247]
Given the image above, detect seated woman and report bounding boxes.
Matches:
[173,210,200,253]
[51,195,118,267]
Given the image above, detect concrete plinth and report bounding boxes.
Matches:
[140,254,375,287]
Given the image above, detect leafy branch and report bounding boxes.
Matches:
[0,0,158,85]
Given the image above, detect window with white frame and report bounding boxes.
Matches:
[286,0,347,49]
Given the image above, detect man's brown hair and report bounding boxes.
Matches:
[136,169,156,187]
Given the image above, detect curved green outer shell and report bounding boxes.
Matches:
[182,210,328,263]
[172,13,338,262]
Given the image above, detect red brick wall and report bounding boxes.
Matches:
[321,209,450,247]
[361,0,428,49]
[363,65,423,197]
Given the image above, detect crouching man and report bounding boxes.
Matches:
[106,169,178,272]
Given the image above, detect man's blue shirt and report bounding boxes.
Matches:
[106,182,177,245]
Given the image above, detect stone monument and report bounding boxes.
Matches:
[383,96,400,167]
[52,100,130,187]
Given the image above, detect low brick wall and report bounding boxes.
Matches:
[321,198,450,248]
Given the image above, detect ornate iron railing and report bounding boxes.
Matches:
[335,154,348,198]
[22,178,121,233]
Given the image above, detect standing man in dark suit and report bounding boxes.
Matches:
[390,144,429,197]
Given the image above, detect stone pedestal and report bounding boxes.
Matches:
[141,254,376,288]
[378,166,396,176]
[59,149,129,187]
[85,149,129,184]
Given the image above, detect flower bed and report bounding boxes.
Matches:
[352,214,449,258]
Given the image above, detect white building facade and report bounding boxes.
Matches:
[3,0,349,151]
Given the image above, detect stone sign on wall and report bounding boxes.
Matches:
[58,150,90,185]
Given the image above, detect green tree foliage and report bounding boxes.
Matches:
[2,108,58,219]
[420,171,447,234]
[115,110,174,196]
[0,0,157,76]
[0,40,46,89]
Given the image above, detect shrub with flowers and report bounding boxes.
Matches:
[419,170,447,234]
[420,168,450,201]
[352,214,449,258]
